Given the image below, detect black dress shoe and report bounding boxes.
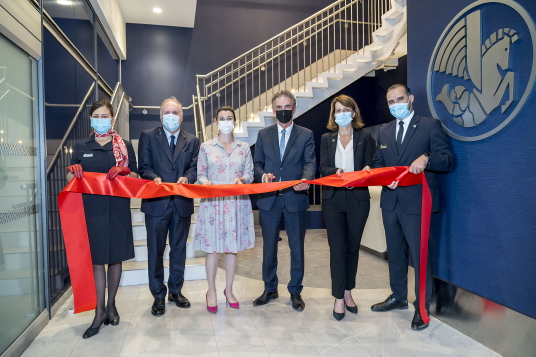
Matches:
[411,309,430,330]
[371,295,408,312]
[108,315,120,326]
[345,303,358,314]
[290,294,305,312]
[82,316,109,339]
[333,301,345,321]
[151,298,166,316]
[168,293,191,308]
[253,291,279,306]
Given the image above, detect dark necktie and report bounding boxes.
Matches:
[396,121,404,154]
[170,135,176,155]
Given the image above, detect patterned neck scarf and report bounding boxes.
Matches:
[94,130,129,167]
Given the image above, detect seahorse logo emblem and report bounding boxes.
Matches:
[426,0,536,141]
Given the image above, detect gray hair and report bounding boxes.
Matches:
[271,90,296,108]
[160,96,182,116]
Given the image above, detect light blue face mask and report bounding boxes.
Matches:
[334,112,353,127]
[91,118,112,134]
[389,102,412,120]
[162,114,181,132]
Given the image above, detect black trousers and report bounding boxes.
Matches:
[382,200,434,309]
[145,197,191,299]
[322,188,370,299]
[259,195,307,294]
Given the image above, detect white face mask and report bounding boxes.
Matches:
[162,114,181,132]
[218,121,235,134]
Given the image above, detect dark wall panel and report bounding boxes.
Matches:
[408,0,536,319]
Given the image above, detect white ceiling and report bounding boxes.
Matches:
[117,0,197,28]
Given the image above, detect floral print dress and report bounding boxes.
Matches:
[193,136,255,253]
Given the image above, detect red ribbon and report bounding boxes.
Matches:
[59,166,431,323]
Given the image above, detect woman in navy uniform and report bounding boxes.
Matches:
[67,100,138,338]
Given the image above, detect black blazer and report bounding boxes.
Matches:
[372,115,453,214]
[138,127,200,217]
[253,123,317,213]
[320,128,374,200]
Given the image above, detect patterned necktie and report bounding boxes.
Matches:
[396,121,404,154]
[280,128,286,160]
[170,135,176,155]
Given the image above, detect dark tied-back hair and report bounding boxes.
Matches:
[90,100,115,117]
[215,105,237,121]
[327,95,364,131]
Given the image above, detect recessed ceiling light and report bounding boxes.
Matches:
[57,0,73,5]
[153,7,162,13]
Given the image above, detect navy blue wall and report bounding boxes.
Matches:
[123,0,336,138]
[408,0,536,318]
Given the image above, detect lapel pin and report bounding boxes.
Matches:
[332,139,335,142]
[413,125,417,127]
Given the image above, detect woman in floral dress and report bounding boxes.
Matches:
[194,106,255,312]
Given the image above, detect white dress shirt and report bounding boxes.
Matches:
[335,135,354,172]
[395,111,414,143]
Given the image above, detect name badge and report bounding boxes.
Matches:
[83,153,93,157]
[380,145,387,149]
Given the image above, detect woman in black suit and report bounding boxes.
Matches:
[66,100,138,338]
[320,95,374,321]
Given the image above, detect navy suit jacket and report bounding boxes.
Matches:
[254,123,317,213]
[138,127,200,217]
[320,128,374,201]
[373,115,453,214]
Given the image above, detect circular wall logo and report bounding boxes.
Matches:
[427,0,536,141]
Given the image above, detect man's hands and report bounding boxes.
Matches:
[263,173,275,183]
[154,177,162,185]
[336,168,344,177]
[293,179,309,191]
[386,155,429,190]
[177,177,188,184]
[66,164,83,179]
[106,166,131,180]
[362,166,371,173]
[409,154,429,174]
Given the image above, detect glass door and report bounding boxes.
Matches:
[0,33,44,354]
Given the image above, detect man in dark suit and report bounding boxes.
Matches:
[253,90,317,312]
[370,84,453,330]
[138,97,200,316]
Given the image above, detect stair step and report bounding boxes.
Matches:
[384,10,403,21]
[368,45,385,52]
[131,238,205,261]
[374,27,394,37]
[120,258,206,286]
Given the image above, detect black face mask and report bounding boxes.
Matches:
[275,110,293,124]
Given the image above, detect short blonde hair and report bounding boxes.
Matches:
[160,96,182,116]
[327,95,364,131]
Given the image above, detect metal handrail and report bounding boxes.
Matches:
[199,0,360,78]
[46,82,95,175]
[196,85,207,142]
[196,0,392,135]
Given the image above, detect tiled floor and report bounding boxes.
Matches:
[22,269,500,357]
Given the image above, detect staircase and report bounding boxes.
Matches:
[195,0,407,145]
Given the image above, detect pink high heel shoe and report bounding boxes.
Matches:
[224,289,240,309]
[206,292,217,314]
